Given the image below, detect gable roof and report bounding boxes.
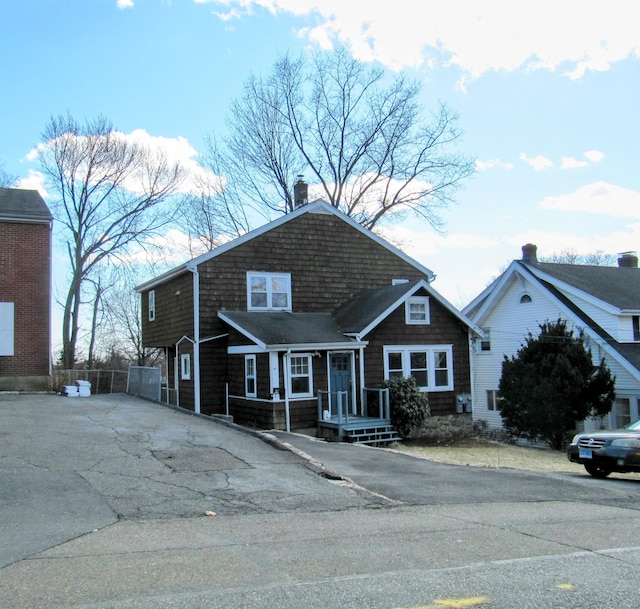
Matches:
[135,200,435,292]
[464,258,640,321]
[526,262,640,312]
[220,280,481,351]
[464,258,640,378]
[0,188,53,224]
[334,279,482,338]
[218,311,363,351]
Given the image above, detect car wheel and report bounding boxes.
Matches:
[584,463,612,478]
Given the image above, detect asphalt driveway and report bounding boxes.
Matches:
[0,393,386,568]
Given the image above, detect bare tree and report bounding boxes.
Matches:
[541,249,617,266]
[37,113,186,369]
[208,46,474,231]
[102,266,162,367]
[0,161,16,187]
[176,142,252,254]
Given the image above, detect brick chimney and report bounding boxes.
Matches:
[294,176,308,208]
[618,251,638,268]
[522,243,538,264]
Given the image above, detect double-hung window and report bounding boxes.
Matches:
[480,328,491,352]
[383,345,453,391]
[247,272,291,311]
[405,296,430,325]
[487,390,501,411]
[289,354,312,397]
[245,355,257,397]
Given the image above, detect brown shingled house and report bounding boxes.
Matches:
[0,188,53,391]
[136,197,480,441]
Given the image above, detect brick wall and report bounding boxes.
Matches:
[0,220,51,380]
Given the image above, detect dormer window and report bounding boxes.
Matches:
[633,316,640,342]
[247,272,291,311]
[406,296,430,325]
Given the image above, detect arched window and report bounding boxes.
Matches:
[519,293,532,304]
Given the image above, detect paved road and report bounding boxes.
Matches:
[269,430,640,508]
[2,393,640,609]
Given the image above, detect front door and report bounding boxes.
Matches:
[329,352,353,416]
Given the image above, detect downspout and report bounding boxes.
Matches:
[469,330,477,417]
[186,263,201,414]
[357,339,365,417]
[283,349,291,432]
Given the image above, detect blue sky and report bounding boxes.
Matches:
[2,0,639,323]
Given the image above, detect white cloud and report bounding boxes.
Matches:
[199,1,640,79]
[27,129,222,198]
[475,159,514,171]
[505,225,640,260]
[561,149,605,169]
[116,0,134,8]
[584,149,605,163]
[560,157,588,170]
[540,181,640,218]
[520,153,553,171]
[15,170,49,198]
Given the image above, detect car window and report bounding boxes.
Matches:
[625,420,640,430]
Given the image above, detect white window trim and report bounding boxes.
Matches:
[180,353,191,380]
[245,354,257,397]
[405,296,430,325]
[383,345,454,392]
[288,353,313,398]
[480,328,491,352]
[246,272,292,311]
[148,290,156,321]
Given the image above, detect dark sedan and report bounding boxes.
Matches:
[568,420,640,477]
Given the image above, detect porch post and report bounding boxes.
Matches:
[358,344,365,416]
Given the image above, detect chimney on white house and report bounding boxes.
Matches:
[522,243,538,264]
[618,251,639,268]
[294,176,308,208]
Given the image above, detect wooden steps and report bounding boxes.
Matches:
[343,424,401,446]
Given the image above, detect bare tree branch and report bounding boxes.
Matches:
[205,46,475,232]
[38,113,186,368]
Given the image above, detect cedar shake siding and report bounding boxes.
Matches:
[194,212,430,340]
[137,201,478,430]
[142,271,194,347]
[0,188,52,391]
[362,298,472,416]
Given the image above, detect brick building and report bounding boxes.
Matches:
[0,188,53,390]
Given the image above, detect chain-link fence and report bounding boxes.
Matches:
[52,369,129,394]
[126,366,162,402]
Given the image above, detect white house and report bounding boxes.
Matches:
[463,244,640,433]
